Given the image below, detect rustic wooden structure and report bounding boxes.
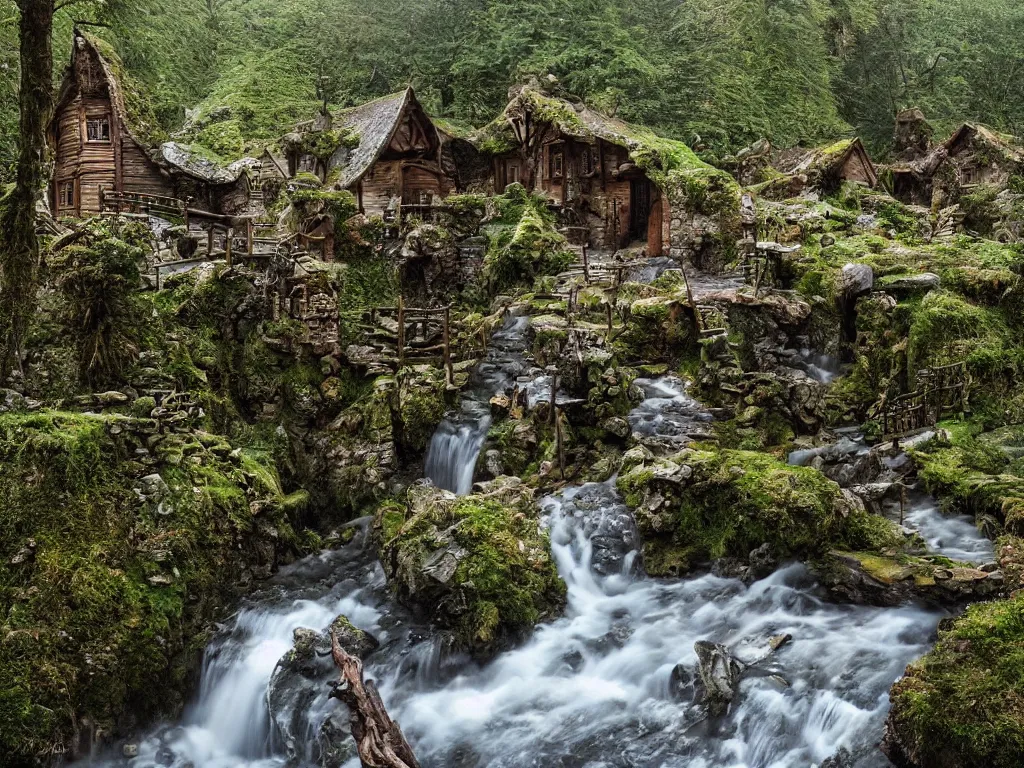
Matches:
[50,30,174,217]
[329,630,421,768]
[486,86,671,255]
[882,362,967,438]
[766,139,878,199]
[280,88,455,218]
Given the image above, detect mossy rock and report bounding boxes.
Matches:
[884,591,1024,768]
[616,446,904,576]
[0,411,302,762]
[375,479,565,659]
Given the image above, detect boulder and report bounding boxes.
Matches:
[694,641,745,717]
[884,272,941,297]
[267,615,378,768]
[841,263,874,296]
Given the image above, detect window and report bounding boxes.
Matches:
[505,161,520,188]
[85,116,111,143]
[549,147,564,179]
[961,166,980,186]
[581,147,598,176]
[58,181,75,210]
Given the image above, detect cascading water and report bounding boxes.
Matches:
[423,314,531,495]
[82,379,995,768]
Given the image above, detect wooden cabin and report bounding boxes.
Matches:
[770,139,878,197]
[944,124,1024,190]
[282,88,454,217]
[887,123,1024,207]
[483,87,672,254]
[49,30,173,217]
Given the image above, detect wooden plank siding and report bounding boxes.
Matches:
[50,35,173,218]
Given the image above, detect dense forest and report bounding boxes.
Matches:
[4,0,1024,174]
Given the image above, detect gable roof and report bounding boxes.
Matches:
[329,88,433,188]
[53,30,166,149]
[773,138,877,186]
[944,123,1024,164]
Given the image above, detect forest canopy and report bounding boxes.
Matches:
[3,0,1024,172]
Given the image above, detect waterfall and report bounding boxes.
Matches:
[423,314,530,495]
[78,378,996,768]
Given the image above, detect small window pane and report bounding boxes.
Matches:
[59,182,74,209]
[86,117,110,142]
[550,150,564,179]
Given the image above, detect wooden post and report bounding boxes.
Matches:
[582,243,590,283]
[247,219,254,256]
[443,305,454,387]
[207,226,214,257]
[155,264,161,292]
[225,227,233,266]
[397,296,406,369]
[547,365,558,425]
[606,301,613,337]
[556,408,565,480]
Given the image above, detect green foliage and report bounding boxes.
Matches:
[0,411,299,762]
[483,185,574,292]
[888,591,1024,767]
[48,218,150,387]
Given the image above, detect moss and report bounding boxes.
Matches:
[0,412,301,762]
[483,186,575,292]
[377,483,565,658]
[617,446,902,575]
[887,591,1024,767]
[396,367,449,454]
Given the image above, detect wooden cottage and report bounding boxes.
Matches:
[943,124,1024,189]
[765,139,878,200]
[158,142,261,216]
[49,30,173,217]
[887,123,1024,207]
[281,88,454,217]
[480,86,676,254]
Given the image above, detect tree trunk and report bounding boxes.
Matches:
[329,628,421,768]
[0,0,54,381]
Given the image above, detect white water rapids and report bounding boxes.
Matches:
[83,380,994,768]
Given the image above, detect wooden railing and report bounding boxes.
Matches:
[882,362,967,438]
[100,189,186,220]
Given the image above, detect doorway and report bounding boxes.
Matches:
[629,179,653,241]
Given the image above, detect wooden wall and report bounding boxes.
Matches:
[51,44,172,217]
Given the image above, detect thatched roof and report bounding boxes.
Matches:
[159,142,258,184]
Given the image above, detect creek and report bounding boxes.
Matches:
[84,368,993,768]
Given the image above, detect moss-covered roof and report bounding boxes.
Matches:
[945,123,1024,164]
[327,88,431,188]
[159,141,257,184]
[56,30,167,149]
[477,86,725,182]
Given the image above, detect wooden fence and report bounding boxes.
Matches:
[882,361,967,438]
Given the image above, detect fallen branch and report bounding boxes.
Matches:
[329,628,421,768]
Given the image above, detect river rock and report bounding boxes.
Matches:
[884,272,941,297]
[841,263,874,296]
[693,640,745,717]
[267,615,377,767]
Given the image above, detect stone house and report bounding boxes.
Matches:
[475,85,740,263]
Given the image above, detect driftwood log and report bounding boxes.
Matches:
[329,628,421,768]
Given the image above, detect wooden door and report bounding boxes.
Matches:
[629,179,652,240]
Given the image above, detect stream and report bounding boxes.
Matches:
[84,366,995,768]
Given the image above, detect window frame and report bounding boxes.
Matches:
[58,180,75,210]
[85,115,111,143]
[549,147,564,180]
